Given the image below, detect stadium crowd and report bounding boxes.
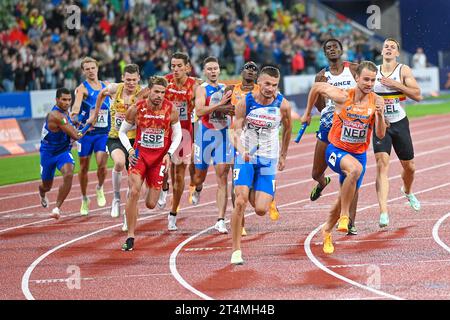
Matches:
[0,0,378,92]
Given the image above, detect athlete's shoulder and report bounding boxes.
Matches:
[315,68,327,82]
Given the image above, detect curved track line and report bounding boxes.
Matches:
[432,212,450,254]
[170,161,450,300]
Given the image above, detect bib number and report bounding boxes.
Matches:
[95,109,109,128]
[341,120,368,144]
[174,101,188,121]
[141,128,164,149]
[114,112,126,131]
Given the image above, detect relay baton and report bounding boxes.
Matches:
[295,122,308,143]
[79,123,92,135]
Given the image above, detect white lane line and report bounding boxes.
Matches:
[432,212,450,254]
[170,161,450,301]
[31,273,173,285]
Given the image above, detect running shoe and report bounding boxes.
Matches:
[337,215,349,233]
[241,227,247,236]
[121,237,134,251]
[40,195,49,208]
[379,212,389,228]
[168,214,178,231]
[122,210,128,232]
[347,220,358,235]
[310,176,331,201]
[323,232,334,254]
[157,189,168,209]
[230,250,244,265]
[96,185,106,207]
[214,219,228,234]
[401,187,421,212]
[80,198,90,216]
[269,200,280,221]
[110,198,120,218]
[50,207,60,220]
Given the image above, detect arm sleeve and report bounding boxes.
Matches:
[168,121,182,155]
[119,120,135,152]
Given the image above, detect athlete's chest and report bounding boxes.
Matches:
[246,107,281,129]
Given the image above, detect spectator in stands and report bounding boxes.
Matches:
[1,53,15,92]
[412,47,427,69]
[445,73,450,89]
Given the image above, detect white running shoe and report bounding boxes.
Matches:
[40,195,49,208]
[110,198,120,218]
[122,210,128,232]
[168,214,177,231]
[191,190,201,205]
[157,190,168,209]
[50,207,60,219]
[214,219,228,234]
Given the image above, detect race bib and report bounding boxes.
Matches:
[141,128,164,149]
[95,109,109,128]
[114,112,126,131]
[341,120,368,143]
[383,98,400,115]
[173,101,188,121]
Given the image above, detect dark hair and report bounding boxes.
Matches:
[202,56,219,68]
[123,63,140,75]
[384,38,400,50]
[356,61,377,75]
[148,76,168,88]
[259,65,280,78]
[56,87,71,98]
[322,38,343,51]
[171,52,190,65]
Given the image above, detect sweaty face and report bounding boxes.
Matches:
[204,62,220,83]
[170,58,188,80]
[57,93,72,111]
[122,72,140,92]
[149,85,166,106]
[324,41,342,60]
[82,62,98,81]
[257,73,279,98]
[382,41,400,59]
[356,68,376,94]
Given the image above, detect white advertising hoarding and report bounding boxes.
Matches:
[30,89,57,118]
[411,67,439,95]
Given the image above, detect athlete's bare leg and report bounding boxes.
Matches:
[400,159,415,194]
[312,139,329,187]
[78,156,91,197]
[339,155,362,217]
[171,163,187,213]
[126,172,144,238]
[375,152,390,213]
[55,163,75,209]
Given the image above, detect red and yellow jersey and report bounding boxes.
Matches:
[231,83,259,107]
[328,88,377,154]
[134,98,173,163]
[164,76,196,134]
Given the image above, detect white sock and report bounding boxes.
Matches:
[112,170,122,199]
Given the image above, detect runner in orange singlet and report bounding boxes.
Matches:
[304,61,387,254]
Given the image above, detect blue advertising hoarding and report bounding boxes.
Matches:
[0,92,32,119]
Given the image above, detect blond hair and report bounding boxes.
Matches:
[80,57,99,70]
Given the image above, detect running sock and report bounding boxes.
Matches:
[217,218,224,222]
[170,212,177,217]
[162,187,169,192]
[195,185,203,192]
[96,184,103,190]
[112,169,122,199]
[82,195,89,202]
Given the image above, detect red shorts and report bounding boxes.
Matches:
[129,155,166,189]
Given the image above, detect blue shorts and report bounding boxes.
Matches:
[233,154,277,197]
[77,133,108,157]
[194,123,233,170]
[325,144,367,189]
[40,150,75,181]
[316,123,331,144]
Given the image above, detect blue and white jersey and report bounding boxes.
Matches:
[79,80,111,135]
[241,93,283,159]
[201,82,230,130]
[40,106,73,155]
[320,62,356,129]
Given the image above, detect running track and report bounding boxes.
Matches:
[1,114,450,300]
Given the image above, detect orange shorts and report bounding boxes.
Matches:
[129,156,167,189]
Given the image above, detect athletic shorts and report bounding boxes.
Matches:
[129,155,166,189]
[372,116,414,161]
[106,138,135,170]
[316,123,330,144]
[40,150,75,181]
[325,143,367,190]
[233,153,277,197]
[194,122,233,170]
[77,133,108,157]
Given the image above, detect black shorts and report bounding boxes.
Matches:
[372,117,414,161]
[106,137,135,170]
